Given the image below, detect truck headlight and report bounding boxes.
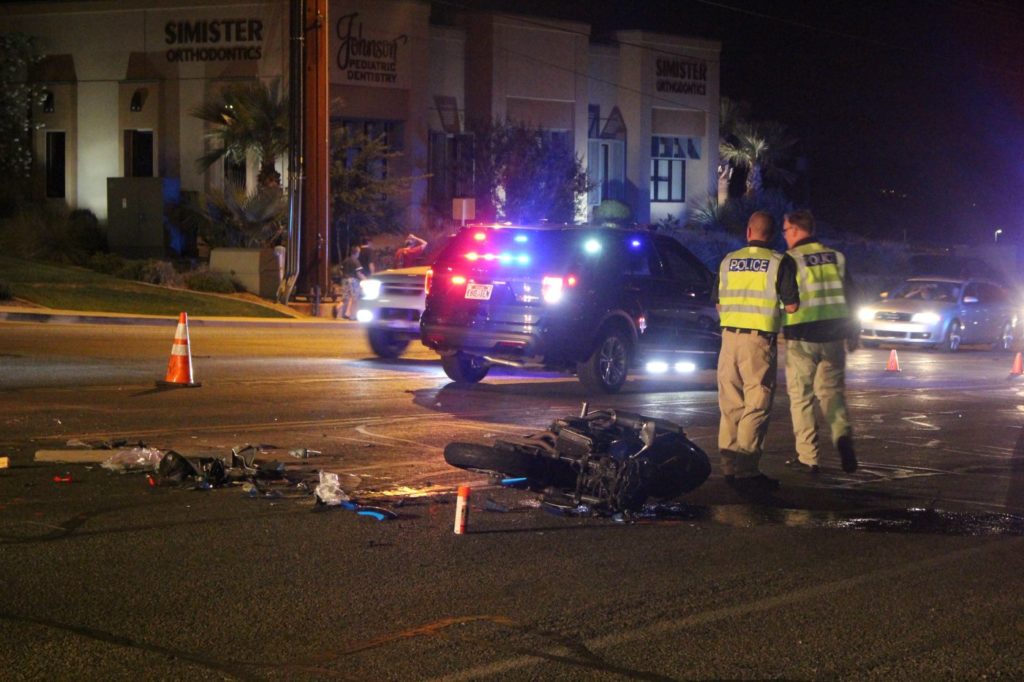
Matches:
[858,307,875,322]
[360,279,382,300]
[911,312,940,324]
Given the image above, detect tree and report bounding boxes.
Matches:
[0,33,43,195]
[190,79,288,188]
[716,97,751,204]
[468,118,591,224]
[719,120,796,198]
[329,126,416,259]
[183,184,287,249]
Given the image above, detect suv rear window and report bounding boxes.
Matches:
[434,227,579,276]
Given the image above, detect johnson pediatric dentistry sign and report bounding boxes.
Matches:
[330,9,411,88]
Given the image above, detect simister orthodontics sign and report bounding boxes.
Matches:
[163,17,265,62]
[654,54,708,96]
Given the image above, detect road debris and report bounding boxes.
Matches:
[100,446,164,473]
[314,471,350,506]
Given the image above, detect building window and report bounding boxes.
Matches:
[650,136,700,202]
[124,129,154,178]
[335,118,403,185]
[588,139,625,206]
[45,131,66,198]
[42,90,55,113]
[428,131,474,216]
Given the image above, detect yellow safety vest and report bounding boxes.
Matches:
[718,246,783,333]
[784,242,848,325]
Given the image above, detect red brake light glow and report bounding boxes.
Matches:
[473,232,486,241]
[451,275,467,285]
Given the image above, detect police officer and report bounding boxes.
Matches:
[781,209,858,474]
[715,211,800,492]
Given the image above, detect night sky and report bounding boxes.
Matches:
[444,0,1024,245]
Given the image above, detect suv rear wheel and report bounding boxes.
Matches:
[442,352,491,384]
[577,330,630,393]
[367,329,410,359]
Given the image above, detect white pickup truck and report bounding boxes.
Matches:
[355,265,430,358]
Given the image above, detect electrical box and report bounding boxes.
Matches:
[106,177,181,258]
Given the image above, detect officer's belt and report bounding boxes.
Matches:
[722,326,777,340]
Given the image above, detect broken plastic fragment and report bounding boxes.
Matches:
[356,507,398,521]
[314,471,350,506]
[101,447,164,473]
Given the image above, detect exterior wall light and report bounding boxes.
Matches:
[130,88,147,112]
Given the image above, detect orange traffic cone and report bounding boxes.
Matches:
[885,348,901,372]
[156,312,201,388]
[1010,351,1023,377]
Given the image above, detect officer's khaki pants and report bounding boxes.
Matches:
[717,330,778,476]
[785,338,852,466]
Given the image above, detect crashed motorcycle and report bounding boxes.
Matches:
[443,404,711,514]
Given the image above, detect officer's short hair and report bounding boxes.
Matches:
[784,209,815,235]
[748,211,775,240]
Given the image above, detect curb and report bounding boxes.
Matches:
[0,307,350,328]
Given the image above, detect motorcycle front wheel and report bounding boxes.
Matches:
[443,442,536,478]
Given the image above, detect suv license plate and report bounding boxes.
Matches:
[465,283,493,300]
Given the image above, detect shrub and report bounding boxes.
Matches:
[67,209,107,254]
[668,227,744,272]
[185,269,241,293]
[88,252,128,277]
[593,199,633,227]
[136,259,183,287]
[0,280,12,301]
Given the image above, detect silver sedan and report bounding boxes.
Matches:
[858,277,1019,352]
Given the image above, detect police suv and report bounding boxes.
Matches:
[419,225,721,393]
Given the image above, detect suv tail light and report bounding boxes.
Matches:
[542,275,577,304]
[424,269,433,295]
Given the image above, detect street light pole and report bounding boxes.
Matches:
[994,228,1003,244]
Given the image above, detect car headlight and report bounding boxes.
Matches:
[360,279,382,300]
[911,311,940,325]
[858,307,875,322]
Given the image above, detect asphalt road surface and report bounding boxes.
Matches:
[2,319,1024,679]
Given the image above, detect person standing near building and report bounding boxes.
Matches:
[334,245,365,320]
[715,211,800,492]
[781,209,859,474]
[396,233,428,268]
[359,237,376,276]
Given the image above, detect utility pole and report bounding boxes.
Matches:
[299,0,330,301]
[281,0,305,303]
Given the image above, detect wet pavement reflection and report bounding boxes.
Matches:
[653,503,1024,536]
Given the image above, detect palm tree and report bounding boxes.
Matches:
[191,79,288,188]
[719,121,796,197]
[717,98,751,204]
